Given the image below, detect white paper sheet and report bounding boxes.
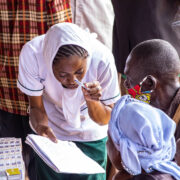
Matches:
[25,134,105,174]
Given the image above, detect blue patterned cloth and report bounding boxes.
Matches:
[109,95,180,179]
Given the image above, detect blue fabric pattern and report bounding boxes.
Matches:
[109,95,180,179]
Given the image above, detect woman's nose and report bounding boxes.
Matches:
[67,75,76,84]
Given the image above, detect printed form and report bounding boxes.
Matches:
[26,134,105,174]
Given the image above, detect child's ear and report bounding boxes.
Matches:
[141,75,157,92]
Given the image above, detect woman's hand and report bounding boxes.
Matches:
[82,81,102,101]
[35,124,57,143]
[28,95,57,143]
[81,81,113,125]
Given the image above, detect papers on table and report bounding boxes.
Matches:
[26,134,105,174]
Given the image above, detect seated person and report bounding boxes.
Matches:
[123,39,180,140]
[107,39,180,179]
[107,95,180,180]
[17,22,120,180]
[123,39,180,164]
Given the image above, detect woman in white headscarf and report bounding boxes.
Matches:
[108,95,180,180]
[17,22,120,179]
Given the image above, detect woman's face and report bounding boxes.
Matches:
[52,55,87,89]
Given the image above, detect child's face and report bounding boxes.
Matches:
[52,55,87,89]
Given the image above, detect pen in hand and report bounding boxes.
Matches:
[74,79,88,90]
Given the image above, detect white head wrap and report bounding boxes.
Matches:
[43,23,94,128]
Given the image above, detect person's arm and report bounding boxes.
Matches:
[28,96,57,143]
[82,81,114,125]
[107,132,132,180]
[175,138,180,166]
[107,132,123,170]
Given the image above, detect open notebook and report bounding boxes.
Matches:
[26,134,105,174]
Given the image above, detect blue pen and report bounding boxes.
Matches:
[74,79,88,90]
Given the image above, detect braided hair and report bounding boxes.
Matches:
[53,44,89,64]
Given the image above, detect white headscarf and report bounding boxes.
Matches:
[109,95,180,179]
[42,23,94,128]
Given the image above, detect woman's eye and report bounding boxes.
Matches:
[76,70,84,75]
[59,74,67,78]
